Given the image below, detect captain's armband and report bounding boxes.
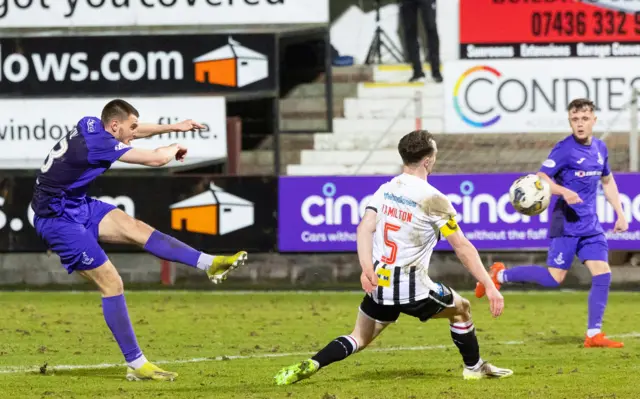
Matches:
[439,216,460,238]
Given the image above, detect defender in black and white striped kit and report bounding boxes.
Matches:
[274,130,513,386]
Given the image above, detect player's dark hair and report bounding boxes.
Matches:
[101,99,140,126]
[397,130,436,166]
[567,98,595,113]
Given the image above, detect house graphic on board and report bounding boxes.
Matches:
[169,183,254,236]
[193,37,269,88]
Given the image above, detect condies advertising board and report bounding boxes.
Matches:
[444,58,640,133]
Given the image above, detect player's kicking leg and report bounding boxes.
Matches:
[98,206,247,283]
[274,295,391,385]
[432,288,513,380]
[77,261,178,381]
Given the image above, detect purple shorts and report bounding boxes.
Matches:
[34,198,116,274]
[546,234,609,270]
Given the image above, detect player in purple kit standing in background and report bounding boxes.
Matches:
[475,98,628,348]
[31,99,248,381]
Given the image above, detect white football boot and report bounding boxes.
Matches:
[463,361,513,380]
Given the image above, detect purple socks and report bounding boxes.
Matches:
[143,230,202,268]
[102,294,143,364]
[503,266,611,334]
[588,273,611,331]
[502,265,560,288]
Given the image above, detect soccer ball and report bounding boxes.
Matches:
[509,174,551,216]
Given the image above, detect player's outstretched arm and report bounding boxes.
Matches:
[446,230,493,288]
[536,172,568,196]
[119,144,187,167]
[356,209,378,293]
[601,174,628,232]
[537,171,582,204]
[132,120,205,140]
[446,229,504,317]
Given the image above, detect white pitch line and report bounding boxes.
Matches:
[1,333,631,376]
[608,332,640,338]
[0,340,524,375]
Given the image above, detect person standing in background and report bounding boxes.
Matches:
[400,0,442,83]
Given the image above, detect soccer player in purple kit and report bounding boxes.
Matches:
[475,98,628,348]
[31,99,248,381]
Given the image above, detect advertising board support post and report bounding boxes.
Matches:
[324,28,334,135]
[631,88,639,173]
[273,87,281,176]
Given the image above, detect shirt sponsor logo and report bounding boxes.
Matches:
[383,192,418,208]
[114,142,129,151]
[542,159,556,168]
[575,170,603,178]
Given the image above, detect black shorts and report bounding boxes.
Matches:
[359,284,455,323]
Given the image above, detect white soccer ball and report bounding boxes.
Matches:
[509,174,551,216]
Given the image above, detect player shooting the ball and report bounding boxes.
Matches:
[475,98,628,348]
[274,130,513,386]
[31,99,248,381]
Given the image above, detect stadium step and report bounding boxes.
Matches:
[280,97,344,119]
[357,82,443,99]
[286,163,401,176]
[332,117,444,134]
[321,65,374,83]
[300,150,401,165]
[280,118,331,132]
[286,82,358,99]
[254,134,314,150]
[239,150,300,175]
[372,63,441,83]
[343,97,444,119]
[314,132,409,151]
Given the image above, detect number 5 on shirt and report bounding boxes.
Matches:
[381,222,401,265]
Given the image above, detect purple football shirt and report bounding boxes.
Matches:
[539,135,610,237]
[31,117,131,218]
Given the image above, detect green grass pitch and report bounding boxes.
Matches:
[0,290,639,398]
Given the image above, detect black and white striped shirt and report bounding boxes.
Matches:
[365,174,460,305]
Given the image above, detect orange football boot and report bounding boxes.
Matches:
[584,333,624,348]
[475,262,506,298]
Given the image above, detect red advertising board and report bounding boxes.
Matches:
[460,0,640,59]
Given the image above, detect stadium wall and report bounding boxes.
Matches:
[0,251,638,290]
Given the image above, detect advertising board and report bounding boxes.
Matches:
[0,34,276,96]
[0,97,227,169]
[0,0,329,28]
[0,176,277,253]
[460,0,640,59]
[278,174,640,252]
[443,58,640,133]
